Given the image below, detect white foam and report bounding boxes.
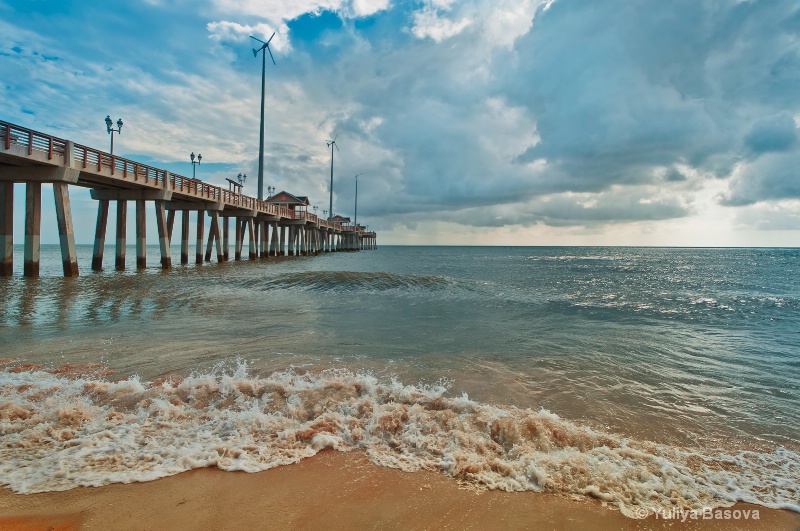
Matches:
[1,364,797,518]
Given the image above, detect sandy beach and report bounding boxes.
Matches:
[1,450,797,531]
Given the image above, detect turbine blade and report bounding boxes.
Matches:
[266,32,276,46]
[335,143,340,151]
[333,133,338,142]
[267,46,276,65]
[250,35,266,44]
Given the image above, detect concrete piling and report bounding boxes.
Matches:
[23,182,41,277]
[155,200,171,269]
[181,210,190,265]
[195,210,205,264]
[52,182,79,277]
[136,199,146,269]
[222,217,229,261]
[1,182,14,276]
[115,200,127,271]
[248,218,256,260]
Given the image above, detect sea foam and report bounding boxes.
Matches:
[1,363,797,518]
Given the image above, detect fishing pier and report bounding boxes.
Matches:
[0,120,377,278]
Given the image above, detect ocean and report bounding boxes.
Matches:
[1,245,798,518]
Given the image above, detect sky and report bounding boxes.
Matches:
[1,0,799,246]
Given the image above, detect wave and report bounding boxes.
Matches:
[250,271,459,293]
[1,363,798,518]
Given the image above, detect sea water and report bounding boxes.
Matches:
[1,245,798,517]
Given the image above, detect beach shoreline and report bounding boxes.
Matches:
[1,450,797,531]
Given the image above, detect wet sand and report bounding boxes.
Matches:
[1,450,797,531]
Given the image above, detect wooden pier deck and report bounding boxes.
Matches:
[0,120,377,277]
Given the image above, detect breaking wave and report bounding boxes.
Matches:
[1,363,798,518]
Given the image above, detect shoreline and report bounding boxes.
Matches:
[1,450,797,531]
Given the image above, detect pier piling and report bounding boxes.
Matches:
[195,210,204,264]
[1,182,13,276]
[136,199,146,269]
[24,182,41,277]
[53,182,78,277]
[181,210,189,265]
[155,200,171,269]
[115,200,127,271]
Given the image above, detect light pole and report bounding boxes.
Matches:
[267,185,275,198]
[237,173,247,187]
[313,205,318,218]
[190,152,202,179]
[323,209,328,220]
[105,115,123,155]
[354,173,363,226]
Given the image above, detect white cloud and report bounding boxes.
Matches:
[410,4,473,42]
[210,0,346,25]
[351,0,390,17]
[207,20,291,52]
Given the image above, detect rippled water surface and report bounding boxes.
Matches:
[1,245,798,514]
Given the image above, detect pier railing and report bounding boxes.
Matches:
[1,120,367,233]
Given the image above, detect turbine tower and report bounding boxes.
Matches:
[354,173,363,226]
[326,135,338,220]
[251,32,276,201]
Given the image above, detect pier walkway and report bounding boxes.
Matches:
[0,120,377,277]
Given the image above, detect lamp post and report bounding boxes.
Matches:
[323,209,328,220]
[190,152,202,179]
[313,205,318,218]
[105,115,123,155]
[237,173,247,187]
[354,173,364,227]
[267,185,275,198]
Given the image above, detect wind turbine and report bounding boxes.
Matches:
[354,173,364,226]
[326,134,339,221]
[251,32,276,201]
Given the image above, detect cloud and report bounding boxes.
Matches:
[207,20,291,52]
[410,5,473,42]
[744,114,797,155]
[351,0,391,17]
[3,0,800,245]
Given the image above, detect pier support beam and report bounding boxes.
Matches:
[136,199,146,269]
[0,183,13,276]
[181,210,189,265]
[205,211,223,263]
[222,217,230,261]
[271,223,279,256]
[167,210,175,242]
[260,220,268,258]
[53,182,79,277]
[115,200,127,271]
[211,212,223,262]
[23,183,41,277]
[248,218,256,260]
[195,210,205,264]
[235,218,243,261]
[155,200,171,269]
